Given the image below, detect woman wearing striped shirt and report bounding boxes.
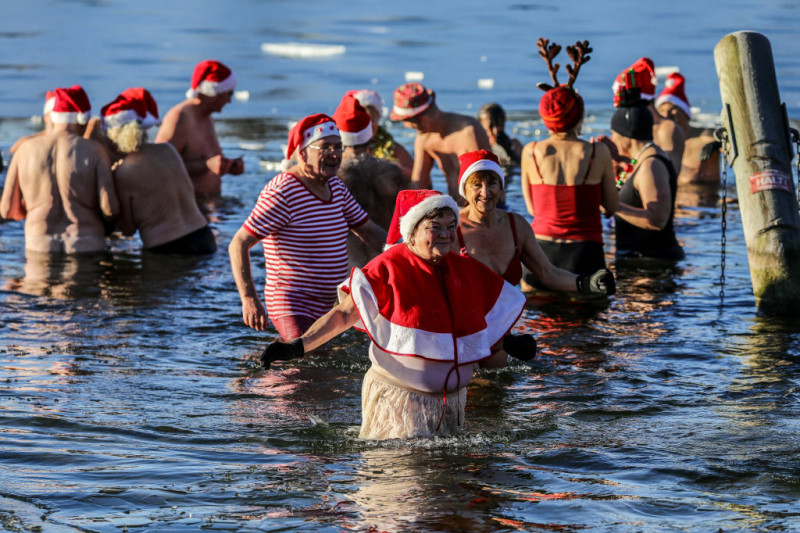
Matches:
[229,114,386,340]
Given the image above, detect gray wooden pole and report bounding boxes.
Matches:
[714,31,800,315]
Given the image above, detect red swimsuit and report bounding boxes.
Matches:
[457,212,523,285]
[529,142,603,243]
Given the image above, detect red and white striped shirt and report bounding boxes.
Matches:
[244,172,368,320]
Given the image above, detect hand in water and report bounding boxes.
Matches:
[502,334,537,362]
[260,338,304,369]
[576,268,616,295]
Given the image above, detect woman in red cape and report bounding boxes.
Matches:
[260,189,527,439]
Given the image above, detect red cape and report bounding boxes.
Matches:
[340,244,525,364]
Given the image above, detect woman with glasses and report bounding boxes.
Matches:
[228,113,387,341]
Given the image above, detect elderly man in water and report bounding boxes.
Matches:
[155,59,244,197]
[655,72,720,185]
[229,113,387,341]
[333,92,410,267]
[390,82,492,200]
[1,85,119,253]
[101,88,217,254]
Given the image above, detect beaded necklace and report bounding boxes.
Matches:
[615,141,655,188]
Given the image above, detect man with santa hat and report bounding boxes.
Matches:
[259,188,535,440]
[1,85,119,253]
[155,59,244,197]
[655,72,720,185]
[332,91,409,267]
[228,113,386,341]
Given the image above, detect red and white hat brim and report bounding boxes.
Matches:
[399,194,459,242]
[390,94,432,121]
[458,160,504,198]
[186,71,237,99]
[50,111,90,125]
[655,94,691,119]
[339,121,373,146]
[43,98,55,116]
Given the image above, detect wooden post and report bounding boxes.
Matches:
[714,31,800,315]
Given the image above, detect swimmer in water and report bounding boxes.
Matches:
[332,92,410,267]
[350,89,414,179]
[478,102,522,167]
[101,88,216,255]
[259,190,529,440]
[655,72,720,185]
[390,82,492,201]
[155,60,244,197]
[0,86,119,253]
[228,113,386,341]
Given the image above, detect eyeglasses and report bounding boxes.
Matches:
[305,143,343,155]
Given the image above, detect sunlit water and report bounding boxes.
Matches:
[2,1,800,531]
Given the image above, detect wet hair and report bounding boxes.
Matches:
[106,121,146,153]
[465,169,503,191]
[479,102,506,132]
[610,103,653,141]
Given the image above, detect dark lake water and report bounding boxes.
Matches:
[2,1,800,531]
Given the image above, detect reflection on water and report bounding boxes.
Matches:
[3,0,800,530]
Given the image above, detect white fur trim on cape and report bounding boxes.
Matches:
[186,71,238,99]
[339,120,373,146]
[399,194,459,242]
[655,93,691,119]
[341,267,525,364]
[50,111,89,125]
[458,159,504,198]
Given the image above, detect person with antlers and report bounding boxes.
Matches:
[520,38,619,288]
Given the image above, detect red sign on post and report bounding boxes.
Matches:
[749,170,794,193]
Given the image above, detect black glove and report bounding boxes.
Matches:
[503,334,537,362]
[699,140,722,162]
[576,268,616,296]
[260,338,304,369]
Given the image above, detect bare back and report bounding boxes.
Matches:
[521,137,617,217]
[113,143,208,248]
[1,131,117,253]
[155,100,223,195]
[414,112,491,197]
[678,127,720,184]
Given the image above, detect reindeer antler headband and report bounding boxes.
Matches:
[537,37,592,92]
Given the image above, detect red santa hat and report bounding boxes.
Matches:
[281,113,340,171]
[385,189,459,247]
[457,150,504,198]
[43,90,56,116]
[186,60,237,99]
[50,85,91,125]
[612,57,657,106]
[655,72,691,119]
[332,93,373,147]
[389,83,435,121]
[101,87,161,129]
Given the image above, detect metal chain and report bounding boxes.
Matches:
[716,128,730,303]
[792,128,800,205]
